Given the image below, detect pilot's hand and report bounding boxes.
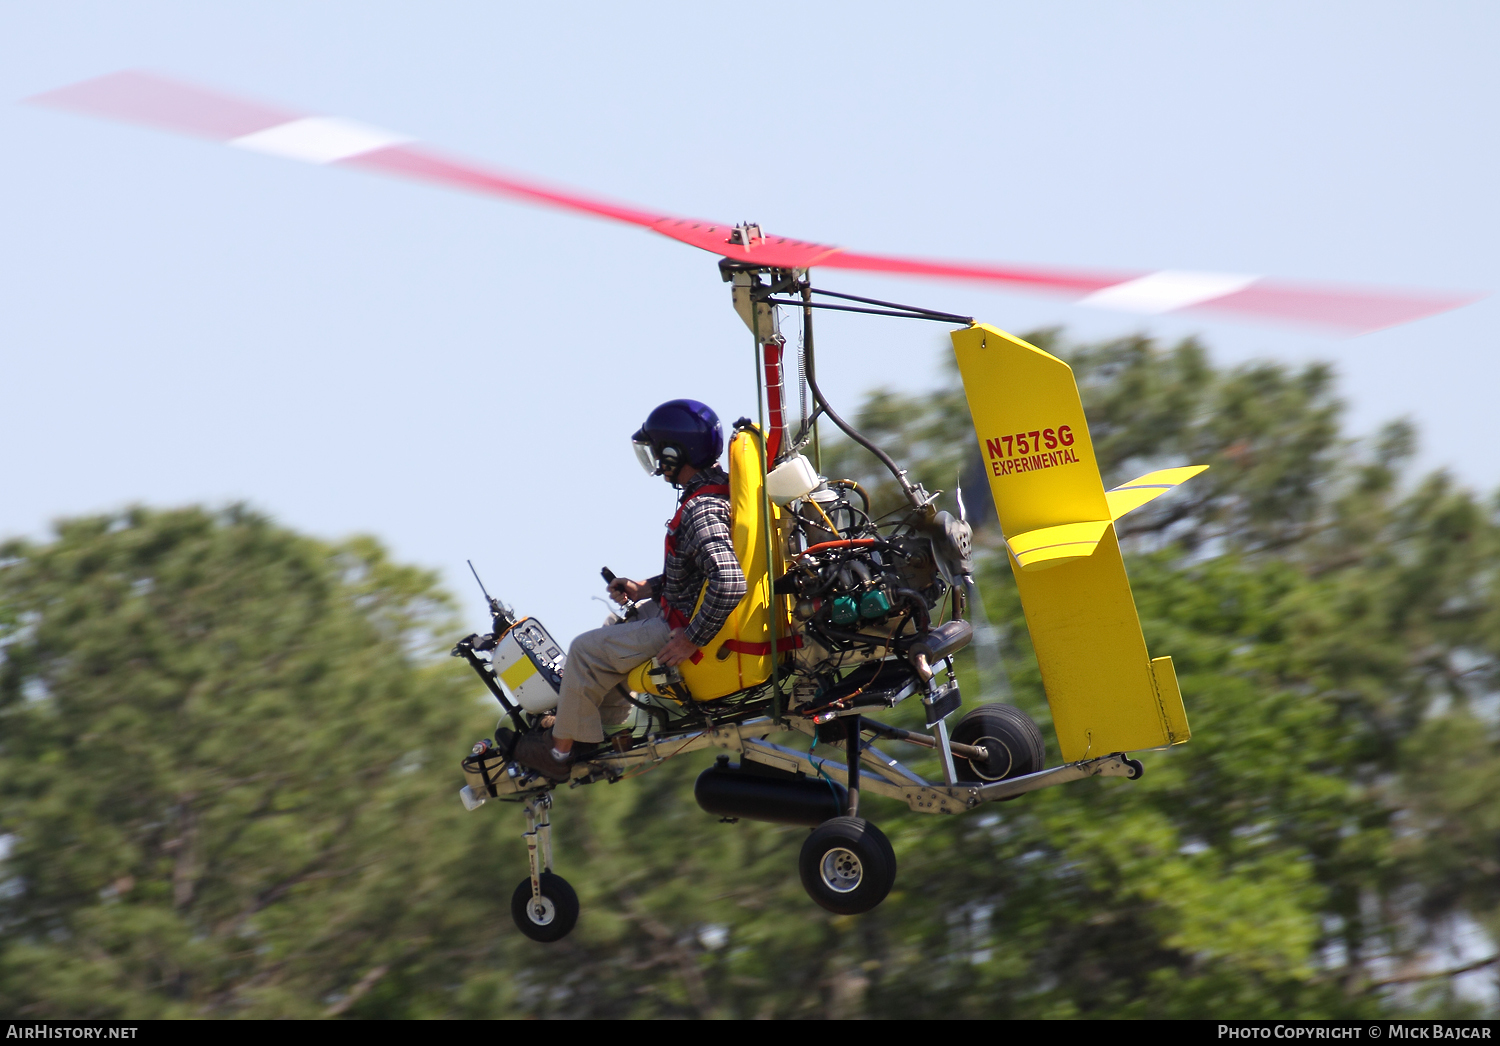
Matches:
[608,578,651,605]
[657,628,700,668]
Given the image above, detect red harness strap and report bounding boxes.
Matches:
[718,635,804,657]
[660,483,730,664]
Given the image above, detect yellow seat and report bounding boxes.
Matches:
[627,427,788,702]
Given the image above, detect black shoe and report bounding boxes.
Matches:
[513,729,573,782]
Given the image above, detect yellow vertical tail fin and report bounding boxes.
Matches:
[951,324,1195,761]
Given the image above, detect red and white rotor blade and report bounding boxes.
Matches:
[28,70,667,228]
[30,71,1480,334]
[825,252,1479,333]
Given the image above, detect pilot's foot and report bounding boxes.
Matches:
[513,728,574,782]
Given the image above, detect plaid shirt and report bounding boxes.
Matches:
[647,465,747,648]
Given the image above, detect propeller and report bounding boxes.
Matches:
[29,71,1481,334]
[955,477,1011,705]
[963,575,1011,705]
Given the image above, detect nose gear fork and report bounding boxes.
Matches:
[523,794,554,905]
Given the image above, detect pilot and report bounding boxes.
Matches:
[512,399,748,781]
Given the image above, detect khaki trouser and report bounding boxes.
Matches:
[552,601,672,744]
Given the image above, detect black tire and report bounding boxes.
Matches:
[510,872,580,942]
[798,816,897,915]
[951,703,1045,786]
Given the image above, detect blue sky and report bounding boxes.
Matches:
[2,1,1495,641]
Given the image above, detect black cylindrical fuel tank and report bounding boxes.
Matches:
[695,754,847,826]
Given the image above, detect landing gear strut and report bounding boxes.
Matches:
[510,794,579,942]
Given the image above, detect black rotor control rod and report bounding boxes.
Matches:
[764,297,972,325]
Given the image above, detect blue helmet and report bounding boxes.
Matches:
[632,399,723,477]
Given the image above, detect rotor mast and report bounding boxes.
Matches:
[724,251,949,516]
[723,235,797,468]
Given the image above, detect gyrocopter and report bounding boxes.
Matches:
[32,71,1478,943]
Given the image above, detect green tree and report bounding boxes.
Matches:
[0,507,496,1017]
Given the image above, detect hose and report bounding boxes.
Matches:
[800,283,926,510]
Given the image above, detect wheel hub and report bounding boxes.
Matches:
[970,734,1013,781]
[820,847,864,893]
[527,895,557,926]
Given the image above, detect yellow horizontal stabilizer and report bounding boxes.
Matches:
[1006,519,1111,572]
[1105,465,1209,521]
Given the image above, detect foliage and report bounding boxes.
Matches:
[0,507,489,1017]
[3,331,1499,1018]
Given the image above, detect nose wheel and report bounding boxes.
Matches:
[510,794,581,942]
[510,871,580,942]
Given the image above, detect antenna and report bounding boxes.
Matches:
[955,471,968,523]
[466,559,515,632]
[467,559,494,604]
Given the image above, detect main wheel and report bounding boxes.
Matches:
[510,872,580,942]
[951,703,1045,787]
[798,816,897,915]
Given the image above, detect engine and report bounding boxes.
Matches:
[775,479,974,662]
